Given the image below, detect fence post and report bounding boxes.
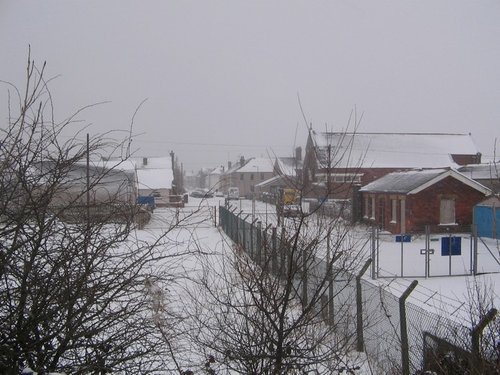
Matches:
[262,225,268,271]
[230,207,237,241]
[400,280,418,375]
[251,218,258,260]
[327,233,334,325]
[473,224,478,275]
[371,226,376,279]
[249,219,253,258]
[256,221,262,266]
[242,215,247,251]
[471,308,498,373]
[302,243,308,308]
[356,259,372,352]
[280,227,286,279]
[236,211,242,245]
[272,226,278,275]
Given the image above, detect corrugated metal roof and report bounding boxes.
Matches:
[360,169,447,193]
[360,168,491,196]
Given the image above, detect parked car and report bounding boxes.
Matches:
[190,189,213,198]
[283,204,301,218]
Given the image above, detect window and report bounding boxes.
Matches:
[327,173,363,184]
[390,199,397,223]
[250,173,254,180]
[370,196,375,219]
[364,195,370,218]
[240,173,244,180]
[260,172,265,180]
[440,198,455,224]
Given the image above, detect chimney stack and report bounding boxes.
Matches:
[295,146,302,162]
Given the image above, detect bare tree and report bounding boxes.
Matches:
[179,121,370,374]
[0,53,188,374]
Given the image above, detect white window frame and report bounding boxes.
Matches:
[317,173,363,184]
[390,198,397,223]
[364,195,369,218]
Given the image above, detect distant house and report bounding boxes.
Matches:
[183,170,198,191]
[134,157,174,207]
[207,165,225,193]
[255,147,303,200]
[224,156,274,198]
[303,131,482,201]
[46,159,137,206]
[359,168,491,234]
[458,162,500,193]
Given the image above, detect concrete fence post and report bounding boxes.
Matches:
[280,227,286,279]
[371,226,376,279]
[471,308,498,373]
[356,259,372,352]
[400,280,418,375]
[272,226,278,275]
[327,234,334,325]
[256,221,262,266]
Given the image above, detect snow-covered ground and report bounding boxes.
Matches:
[222,198,500,319]
[138,197,499,373]
[138,197,373,373]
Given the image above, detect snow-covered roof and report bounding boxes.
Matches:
[133,156,172,169]
[312,132,479,169]
[77,158,137,171]
[237,157,274,173]
[275,156,302,177]
[360,168,491,195]
[255,175,284,188]
[225,160,244,174]
[475,195,500,207]
[458,163,500,180]
[209,165,225,175]
[137,168,173,190]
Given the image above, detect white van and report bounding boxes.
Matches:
[228,187,239,200]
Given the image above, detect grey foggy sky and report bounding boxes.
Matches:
[1,0,499,172]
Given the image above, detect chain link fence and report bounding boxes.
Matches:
[371,226,500,278]
[219,206,499,374]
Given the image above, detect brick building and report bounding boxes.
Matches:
[302,131,482,201]
[359,168,491,234]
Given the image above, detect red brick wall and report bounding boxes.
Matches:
[406,176,486,232]
[362,176,488,233]
[451,153,481,165]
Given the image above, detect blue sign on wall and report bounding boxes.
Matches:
[441,236,461,256]
[395,235,412,243]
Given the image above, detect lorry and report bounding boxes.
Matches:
[227,187,240,200]
[278,188,301,218]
